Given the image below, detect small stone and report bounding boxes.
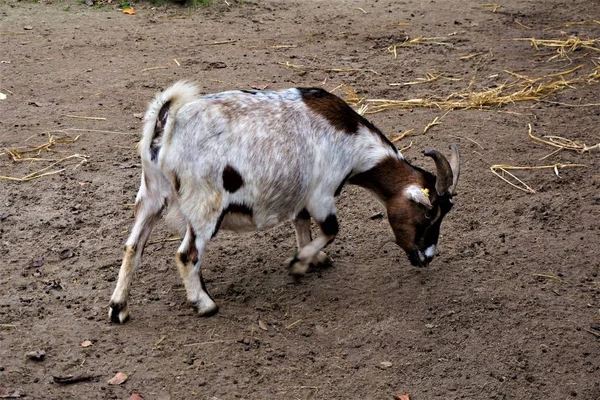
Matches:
[26,350,46,361]
[379,361,393,369]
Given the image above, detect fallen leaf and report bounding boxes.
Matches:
[81,340,93,348]
[394,394,410,400]
[0,386,24,398]
[0,93,6,100]
[258,320,268,331]
[251,84,269,90]
[107,371,128,385]
[127,394,144,400]
[133,112,144,119]
[23,26,33,30]
[0,212,11,221]
[122,8,136,15]
[28,101,43,107]
[26,350,46,361]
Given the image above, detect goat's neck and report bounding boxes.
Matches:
[349,156,415,201]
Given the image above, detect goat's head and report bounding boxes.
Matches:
[386,144,460,267]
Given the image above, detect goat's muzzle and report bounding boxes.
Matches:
[407,249,430,268]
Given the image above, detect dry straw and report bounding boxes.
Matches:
[489,124,592,193]
[387,37,452,59]
[513,35,600,61]
[489,163,585,194]
[359,64,598,114]
[1,133,88,182]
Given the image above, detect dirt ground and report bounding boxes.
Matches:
[1,0,599,399]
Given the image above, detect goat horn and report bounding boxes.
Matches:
[448,144,460,195]
[423,149,453,195]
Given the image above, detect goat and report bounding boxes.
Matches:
[108,81,460,323]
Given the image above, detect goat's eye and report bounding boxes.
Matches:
[424,211,432,220]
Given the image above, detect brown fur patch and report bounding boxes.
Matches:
[349,157,418,200]
[299,88,398,152]
[299,88,361,133]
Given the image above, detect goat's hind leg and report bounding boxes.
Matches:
[176,221,219,317]
[109,183,163,323]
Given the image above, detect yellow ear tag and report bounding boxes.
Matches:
[421,188,430,197]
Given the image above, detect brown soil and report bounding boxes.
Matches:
[1,0,599,399]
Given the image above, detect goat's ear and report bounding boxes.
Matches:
[404,184,433,209]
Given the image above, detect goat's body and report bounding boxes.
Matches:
[149,87,399,234]
[109,81,459,324]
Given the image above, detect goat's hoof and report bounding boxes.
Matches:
[311,251,332,268]
[288,254,309,278]
[196,303,219,317]
[108,302,130,324]
[192,297,219,317]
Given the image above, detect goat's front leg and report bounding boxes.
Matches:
[289,202,338,277]
[291,209,331,269]
[109,189,163,323]
[176,220,219,317]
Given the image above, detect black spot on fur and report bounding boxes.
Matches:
[212,203,253,238]
[320,214,339,236]
[296,208,311,220]
[223,165,244,193]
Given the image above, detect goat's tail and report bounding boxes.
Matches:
[140,81,200,163]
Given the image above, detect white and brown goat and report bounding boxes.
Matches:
[108,81,460,323]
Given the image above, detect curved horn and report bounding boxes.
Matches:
[423,149,453,195]
[448,144,460,195]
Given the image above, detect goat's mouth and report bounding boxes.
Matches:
[407,249,429,268]
[378,239,431,268]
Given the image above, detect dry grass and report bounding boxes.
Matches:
[357,64,597,114]
[489,163,586,194]
[527,123,599,156]
[513,35,600,61]
[387,37,452,59]
[1,132,88,182]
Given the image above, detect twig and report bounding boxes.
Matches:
[148,236,181,245]
[531,273,561,281]
[391,129,414,143]
[285,319,303,329]
[65,115,106,121]
[153,336,166,347]
[183,339,238,347]
[140,66,167,72]
[584,328,600,338]
[53,374,99,384]
[63,128,135,135]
